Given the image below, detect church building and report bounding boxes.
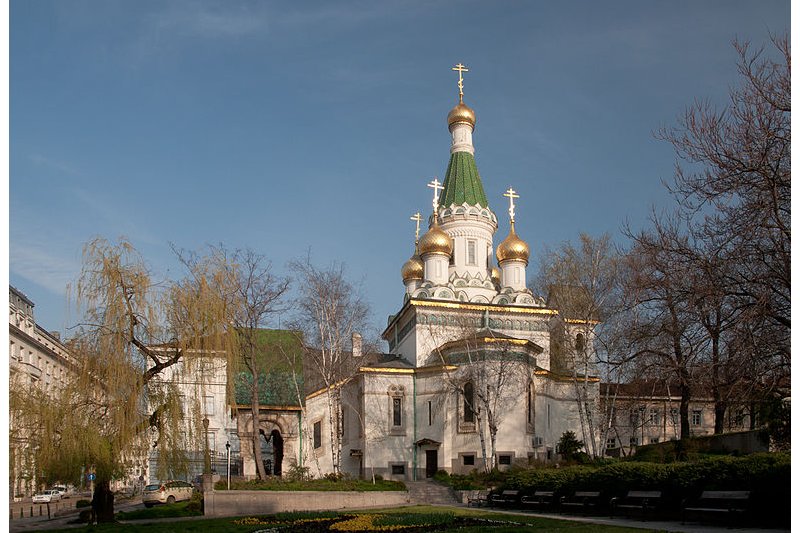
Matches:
[303,65,599,480]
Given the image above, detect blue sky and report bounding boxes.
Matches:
[9,0,789,342]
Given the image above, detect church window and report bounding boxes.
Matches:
[392,398,402,427]
[467,240,477,265]
[463,381,475,424]
[575,333,585,353]
[462,454,475,466]
[313,421,322,449]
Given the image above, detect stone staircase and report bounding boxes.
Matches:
[406,480,460,505]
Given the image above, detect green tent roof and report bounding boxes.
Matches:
[440,151,488,208]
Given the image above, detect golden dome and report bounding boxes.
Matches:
[418,222,453,257]
[496,221,530,264]
[401,252,424,282]
[447,102,476,129]
[490,266,501,284]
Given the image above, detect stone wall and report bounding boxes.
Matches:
[204,490,411,517]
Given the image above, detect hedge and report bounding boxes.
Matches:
[501,452,789,526]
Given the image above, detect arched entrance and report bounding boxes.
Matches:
[258,427,284,477]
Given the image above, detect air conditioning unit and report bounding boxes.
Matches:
[532,436,544,448]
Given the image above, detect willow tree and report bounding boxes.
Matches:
[10,238,238,521]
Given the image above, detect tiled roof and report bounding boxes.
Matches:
[440,151,488,208]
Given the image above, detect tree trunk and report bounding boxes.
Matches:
[91,480,115,523]
[252,386,268,480]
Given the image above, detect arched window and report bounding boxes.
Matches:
[463,381,475,424]
[575,333,585,353]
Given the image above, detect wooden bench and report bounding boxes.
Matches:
[610,490,662,519]
[682,491,750,524]
[489,490,519,507]
[560,491,601,514]
[520,491,555,511]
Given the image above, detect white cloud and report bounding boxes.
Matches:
[10,243,79,295]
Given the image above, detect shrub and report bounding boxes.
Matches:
[75,499,91,508]
[185,492,203,514]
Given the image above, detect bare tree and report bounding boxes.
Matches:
[289,258,370,475]
[198,246,291,480]
[658,34,790,383]
[535,233,624,457]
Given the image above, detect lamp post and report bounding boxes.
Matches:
[225,441,231,490]
[202,417,211,478]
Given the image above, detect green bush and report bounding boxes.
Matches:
[499,452,789,525]
[75,499,91,508]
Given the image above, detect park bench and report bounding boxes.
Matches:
[466,491,489,507]
[520,491,556,511]
[682,490,751,525]
[489,490,519,508]
[560,491,601,514]
[610,490,663,519]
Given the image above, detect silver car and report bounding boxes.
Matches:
[32,490,62,503]
[142,480,194,507]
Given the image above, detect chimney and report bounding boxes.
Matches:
[352,332,362,358]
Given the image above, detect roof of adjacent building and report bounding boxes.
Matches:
[440,151,488,208]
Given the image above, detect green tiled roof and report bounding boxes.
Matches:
[440,151,488,208]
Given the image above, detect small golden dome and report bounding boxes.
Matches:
[401,252,424,282]
[490,266,501,284]
[418,222,453,257]
[447,102,476,129]
[497,221,530,264]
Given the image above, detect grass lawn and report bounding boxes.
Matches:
[115,501,201,520]
[49,504,661,532]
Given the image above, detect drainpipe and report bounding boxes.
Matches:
[412,372,418,481]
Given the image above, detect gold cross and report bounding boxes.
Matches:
[451,63,469,103]
[428,178,444,213]
[410,212,422,242]
[504,187,519,221]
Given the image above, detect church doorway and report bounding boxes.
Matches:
[425,450,438,478]
[270,429,283,476]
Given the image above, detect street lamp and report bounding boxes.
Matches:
[202,417,211,477]
[225,441,231,490]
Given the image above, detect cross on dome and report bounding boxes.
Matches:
[428,178,444,213]
[451,63,469,103]
[410,212,422,242]
[504,187,520,222]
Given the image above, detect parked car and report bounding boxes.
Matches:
[141,480,194,507]
[32,490,62,503]
[48,486,68,498]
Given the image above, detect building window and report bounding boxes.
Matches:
[669,408,679,425]
[428,401,432,426]
[498,454,512,465]
[649,437,660,444]
[575,333,585,353]
[467,240,477,265]
[203,396,215,416]
[649,409,659,425]
[606,437,616,449]
[463,381,475,424]
[463,454,475,466]
[391,464,405,475]
[526,385,532,424]
[692,410,702,426]
[629,437,638,447]
[313,421,322,449]
[734,409,745,427]
[392,397,402,427]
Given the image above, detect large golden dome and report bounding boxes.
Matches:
[447,102,476,129]
[496,222,530,264]
[401,252,424,282]
[418,222,453,257]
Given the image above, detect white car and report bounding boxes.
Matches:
[48,486,68,499]
[142,480,194,507]
[32,490,62,503]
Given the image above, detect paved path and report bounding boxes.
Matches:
[8,501,790,532]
